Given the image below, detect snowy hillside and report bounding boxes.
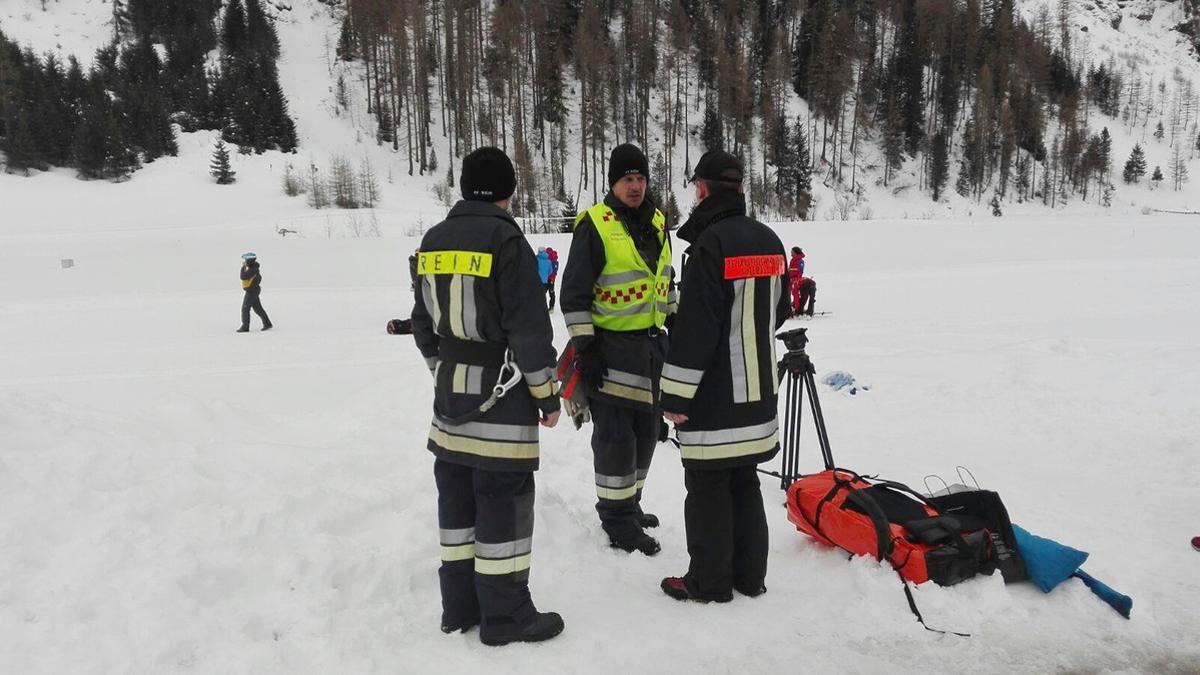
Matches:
[5,0,1200,223]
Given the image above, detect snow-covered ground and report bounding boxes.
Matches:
[2,208,1199,673]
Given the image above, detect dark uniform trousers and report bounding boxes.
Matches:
[241,290,270,329]
[590,398,657,542]
[683,465,769,600]
[798,278,817,315]
[434,459,537,631]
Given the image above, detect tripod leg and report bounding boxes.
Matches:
[802,369,835,471]
[787,371,805,488]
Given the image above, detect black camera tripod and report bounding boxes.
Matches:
[760,327,835,489]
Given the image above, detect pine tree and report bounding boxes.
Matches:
[336,16,356,61]
[956,121,978,198]
[221,0,248,58]
[2,105,39,175]
[882,92,905,187]
[701,103,723,151]
[665,191,681,229]
[1170,145,1189,191]
[1014,154,1031,202]
[1151,165,1164,188]
[1154,121,1164,140]
[210,139,236,184]
[306,163,328,208]
[1123,143,1146,183]
[930,131,950,201]
[1097,127,1112,182]
[244,0,280,59]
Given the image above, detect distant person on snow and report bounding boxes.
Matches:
[237,253,272,332]
[788,247,817,317]
[536,246,560,312]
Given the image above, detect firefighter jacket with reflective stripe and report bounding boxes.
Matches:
[411,200,560,472]
[561,194,676,411]
[241,262,261,292]
[658,192,790,469]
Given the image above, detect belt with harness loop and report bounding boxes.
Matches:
[434,337,523,426]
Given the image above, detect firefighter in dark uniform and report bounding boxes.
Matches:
[410,147,565,646]
[237,252,272,332]
[657,150,790,603]
[561,144,677,556]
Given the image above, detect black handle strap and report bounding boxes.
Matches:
[899,573,971,638]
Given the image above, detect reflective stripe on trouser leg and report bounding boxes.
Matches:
[590,398,645,541]
[473,469,537,626]
[434,459,480,628]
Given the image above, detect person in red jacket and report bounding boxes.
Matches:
[787,247,817,317]
[787,247,805,316]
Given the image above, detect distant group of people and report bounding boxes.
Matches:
[788,246,817,317]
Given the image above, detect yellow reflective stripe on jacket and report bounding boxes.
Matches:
[418,250,493,277]
[428,425,539,460]
[582,203,672,331]
[677,420,779,461]
[242,275,257,289]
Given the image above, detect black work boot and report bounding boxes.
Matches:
[479,611,565,647]
[638,512,660,529]
[261,322,273,331]
[610,532,661,556]
[236,326,250,333]
[660,577,732,603]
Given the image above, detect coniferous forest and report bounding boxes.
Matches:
[337,0,1200,220]
[0,0,296,180]
[2,0,1199,218]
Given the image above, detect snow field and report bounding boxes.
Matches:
[2,212,1199,673]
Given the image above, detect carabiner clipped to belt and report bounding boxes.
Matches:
[492,350,523,398]
[435,349,522,426]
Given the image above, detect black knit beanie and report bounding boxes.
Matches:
[461,146,516,202]
[607,143,649,188]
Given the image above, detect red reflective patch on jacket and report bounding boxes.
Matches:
[724,255,786,279]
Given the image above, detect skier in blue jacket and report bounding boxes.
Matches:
[536,247,559,312]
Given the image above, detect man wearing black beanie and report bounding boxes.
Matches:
[410,146,565,646]
[559,143,677,557]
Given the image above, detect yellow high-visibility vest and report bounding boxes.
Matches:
[574,203,671,331]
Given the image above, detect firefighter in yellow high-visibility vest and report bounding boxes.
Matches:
[560,144,677,556]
